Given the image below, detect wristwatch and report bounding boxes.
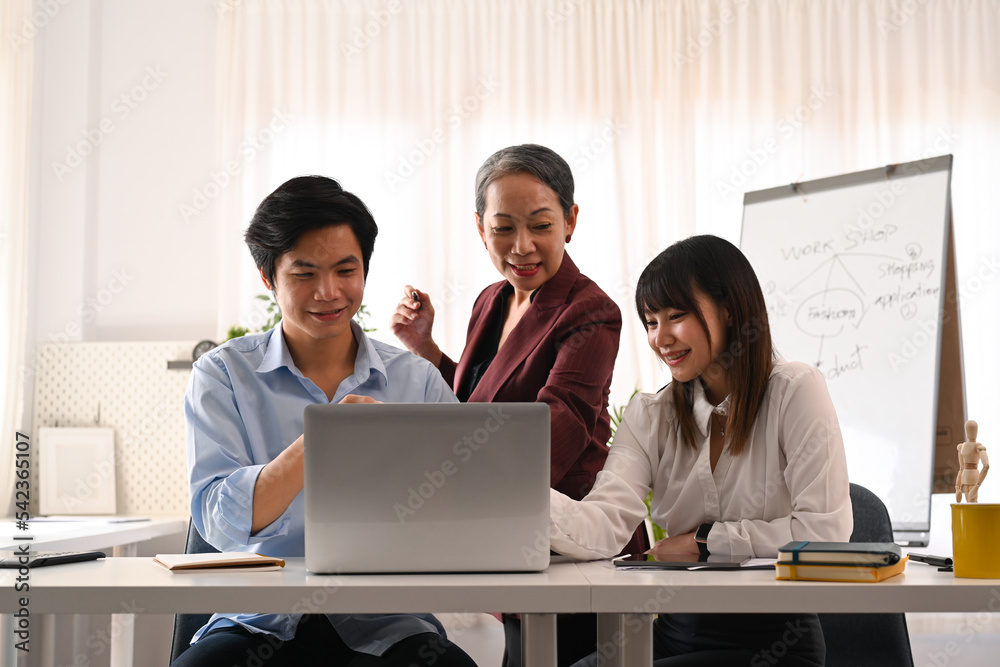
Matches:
[694,523,712,557]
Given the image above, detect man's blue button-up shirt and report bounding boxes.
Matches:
[185,320,457,653]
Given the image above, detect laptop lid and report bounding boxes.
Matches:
[303,402,550,574]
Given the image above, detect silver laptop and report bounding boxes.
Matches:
[303,402,550,574]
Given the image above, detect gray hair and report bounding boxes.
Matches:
[474,144,575,222]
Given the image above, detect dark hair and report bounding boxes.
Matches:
[474,144,575,221]
[244,176,378,289]
[635,235,774,455]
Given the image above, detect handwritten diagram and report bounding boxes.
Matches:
[759,228,941,379]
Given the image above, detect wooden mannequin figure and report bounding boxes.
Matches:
[956,420,989,503]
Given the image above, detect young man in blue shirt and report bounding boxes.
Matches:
[178,176,476,667]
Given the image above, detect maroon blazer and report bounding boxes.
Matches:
[439,253,621,501]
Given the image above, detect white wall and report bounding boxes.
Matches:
[29,0,218,350]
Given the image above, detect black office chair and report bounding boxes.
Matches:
[168,519,220,664]
[817,483,914,666]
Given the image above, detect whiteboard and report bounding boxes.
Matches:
[740,156,953,536]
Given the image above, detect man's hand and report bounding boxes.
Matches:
[251,396,379,534]
[339,394,380,404]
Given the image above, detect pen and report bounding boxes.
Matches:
[908,553,953,568]
[411,291,420,309]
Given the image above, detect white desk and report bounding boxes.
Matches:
[0,517,187,667]
[0,557,589,667]
[1,557,590,615]
[579,560,1000,667]
[0,517,187,554]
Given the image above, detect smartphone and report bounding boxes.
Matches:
[0,550,105,568]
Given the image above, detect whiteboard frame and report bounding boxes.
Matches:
[744,155,952,205]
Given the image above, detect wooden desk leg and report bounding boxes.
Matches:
[596,613,652,667]
[522,613,558,667]
[110,543,137,667]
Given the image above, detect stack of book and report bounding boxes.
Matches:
[775,541,907,582]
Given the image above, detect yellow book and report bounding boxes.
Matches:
[775,556,908,582]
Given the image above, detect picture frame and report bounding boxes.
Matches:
[39,427,117,515]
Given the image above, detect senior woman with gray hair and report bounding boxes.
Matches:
[392,143,645,667]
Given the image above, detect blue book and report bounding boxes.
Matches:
[777,541,901,567]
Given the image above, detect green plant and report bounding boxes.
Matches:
[608,389,667,544]
[255,293,283,331]
[226,294,377,340]
[354,304,376,333]
[226,325,250,339]
[608,391,637,436]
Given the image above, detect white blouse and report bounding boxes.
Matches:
[549,360,853,559]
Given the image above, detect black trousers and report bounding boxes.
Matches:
[171,614,479,667]
[570,613,826,667]
[502,613,598,667]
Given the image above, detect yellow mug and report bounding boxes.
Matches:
[952,503,1000,578]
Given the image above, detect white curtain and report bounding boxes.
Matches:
[215,0,1000,414]
[1,0,33,516]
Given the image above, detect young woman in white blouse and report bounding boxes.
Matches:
[550,235,853,666]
